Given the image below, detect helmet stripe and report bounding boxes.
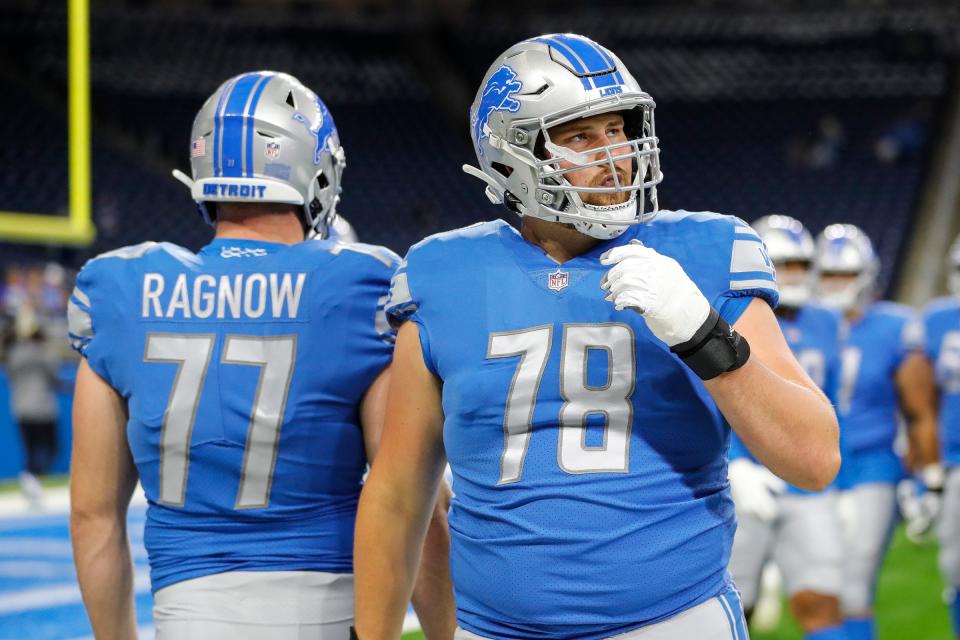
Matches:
[244,74,274,177]
[534,37,593,90]
[552,34,619,88]
[220,73,263,178]
[592,42,625,85]
[213,75,241,178]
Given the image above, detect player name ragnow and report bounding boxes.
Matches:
[142,272,306,320]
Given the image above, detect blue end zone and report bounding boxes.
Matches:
[0,505,154,639]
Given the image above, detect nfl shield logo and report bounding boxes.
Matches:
[265,141,281,159]
[548,269,569,291]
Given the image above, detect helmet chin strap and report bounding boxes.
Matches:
[570,193,637,240]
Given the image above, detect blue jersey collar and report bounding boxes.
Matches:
[496,218,636,270]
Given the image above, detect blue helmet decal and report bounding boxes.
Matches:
[471,64,523,156]
[828,236,849,255]
[292,96,338,165]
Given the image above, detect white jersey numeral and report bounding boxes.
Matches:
[145,333,297,508]
[838,346,862,415]
[488,323,636,484]
[145,334,215,507]
[559,324,635,474]
[797,348,827,390]
[487,326,553,485]
[937,331,960,393]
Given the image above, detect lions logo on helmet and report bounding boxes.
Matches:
[292,96,340,166]
[463,33,663,240]
[471,64,523,157]
[172,71,346,238]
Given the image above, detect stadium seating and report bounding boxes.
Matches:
[0,1,956,296]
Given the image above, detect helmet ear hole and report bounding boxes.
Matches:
[491,162,513,178]
[316,174,330,190]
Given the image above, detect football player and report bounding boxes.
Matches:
[726,215,847,640]
[354,34,839,640]
[813,224,937,640]
[68,71,453,639]
[919,234,960,640]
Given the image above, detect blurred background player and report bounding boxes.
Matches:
[919,235,960,640]
[67,71,452,639]
[7,308,62,508]
[728,215,846,640]
[813,223,938,640]
[355,33,839,640]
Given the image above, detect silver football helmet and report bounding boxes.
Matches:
[948,234,960,296]
[814,224,879,312]
[173,71,346,237]
[464,33,663,240]
[752,215,815,308]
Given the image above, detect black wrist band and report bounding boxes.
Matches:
[670,307,750,380]
[349,626,361,640]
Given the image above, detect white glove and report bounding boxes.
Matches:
[600,240,711,347]
[728,458,787,523]
[897,476,942,543]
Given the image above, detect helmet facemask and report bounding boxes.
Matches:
[775,260,814,308]
[466,95,663,240]
[526,104,660,239]
[817,270,874,312]
[813,224,879,312]
[304,140,346,239]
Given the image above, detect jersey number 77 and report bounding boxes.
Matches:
[144,333,296,509]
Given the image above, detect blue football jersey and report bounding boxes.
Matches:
[67,238,397,591]
[835,302,917,488]
[385,212,778,639]
[921,296,960,467]
[728,303,841,494]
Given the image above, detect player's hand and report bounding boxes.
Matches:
[600,240,711,347]
[898,465,944,543]
[728,458,787,523]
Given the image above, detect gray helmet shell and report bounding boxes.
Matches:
[752,215,815,308]
[176,71,345,237]
[813,223,879,312]
[465,34,663,239]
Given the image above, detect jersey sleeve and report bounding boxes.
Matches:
[384,253,438,376]
[67,258,120,387]
[714,218,779,326]
[899,312,924,363]
[332,242,402,349]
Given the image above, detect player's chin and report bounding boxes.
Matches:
[582,192,631,207]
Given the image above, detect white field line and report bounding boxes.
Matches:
[0,567,151,614]
[0,485,147,520]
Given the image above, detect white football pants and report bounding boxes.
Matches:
[153,570,353,639]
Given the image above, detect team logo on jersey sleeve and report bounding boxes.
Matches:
[471,64,522,156]
[548,269,569,291]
